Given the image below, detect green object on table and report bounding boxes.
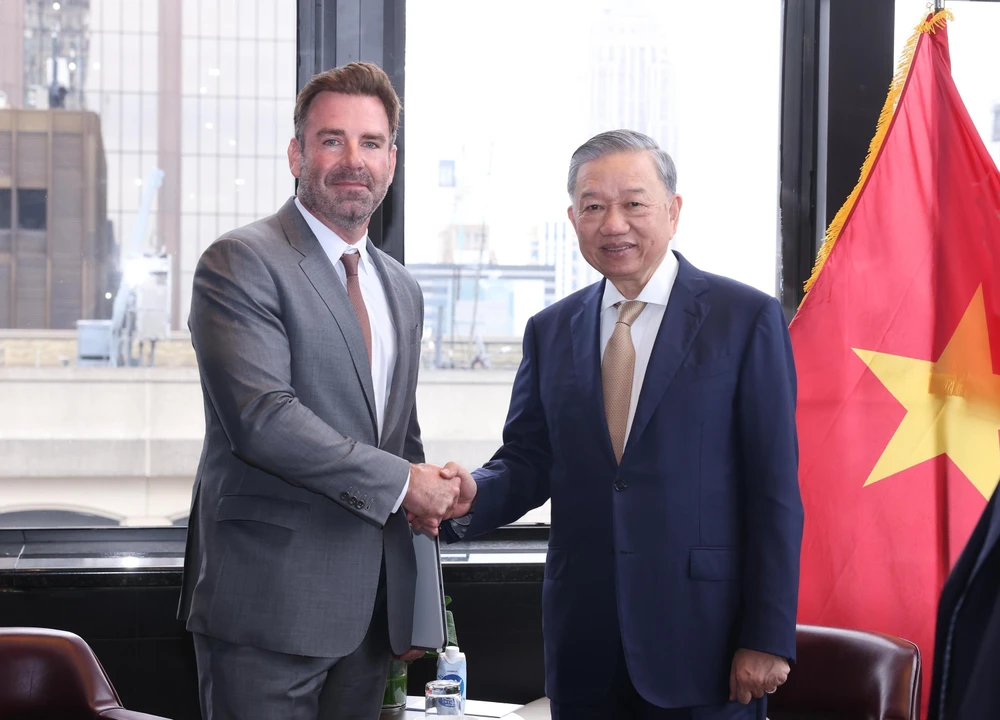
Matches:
[382,596,458,708]
[382,659,408,709]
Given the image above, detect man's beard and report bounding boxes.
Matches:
[297,162,389,231]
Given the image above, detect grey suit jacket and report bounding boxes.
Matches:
[179,197,425,658]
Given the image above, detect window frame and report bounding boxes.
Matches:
[7,0,896,546]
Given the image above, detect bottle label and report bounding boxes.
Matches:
[440,671,465,699]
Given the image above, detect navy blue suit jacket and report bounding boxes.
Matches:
[453,252,803,708]
[929,489,1000,720]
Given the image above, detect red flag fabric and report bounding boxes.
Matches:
[790,11,1000,715]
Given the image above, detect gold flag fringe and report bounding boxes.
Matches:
[802,9,955,295]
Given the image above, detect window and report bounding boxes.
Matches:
[0,188,11,229]
[17,189,47,229]
[0,0,295,528]
[406,0,783,524]
[438,160,456,188]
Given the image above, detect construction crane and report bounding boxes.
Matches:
[108,167,167,367]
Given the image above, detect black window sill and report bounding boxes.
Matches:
[0,525,548,589]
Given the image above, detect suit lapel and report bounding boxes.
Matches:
[626,254,710,453]
[278,199,379,437]
[570,280,617,462]
[368,242,412,446]
[970,492,1000,582]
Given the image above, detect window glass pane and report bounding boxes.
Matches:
[274,1,294,41]
[256,40,276,99]
[218,98,238,157]
[237,97,256,155]
[121,0,141,38]
[0,189,11,229]
[120,93,141,151]
[199,0,220,38]
[140,0,159,34]
[200,38,220,98]
[181,36,201,95]
[255,156,277,210]
[142,93,158,152]
[200,97,218,156]
[256,97,278,157]
[4,0,296,529]
[142,27,158,93]
[275,40,295,100]
[121,34,142,92]
[182,0,200,37]
[100,33,121,92]
[199,155,218,213]
[180,214,199,272]
[406,0,783,525]
[218,157,236,214]
[98,0,122,34]
[18,189,47,229]
[238,39,257,99]
[219,39,238,91]
[219,0,240,38]
[237,0,258,39]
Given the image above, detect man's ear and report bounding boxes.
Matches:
[668,193,683,232]
[566,204,577,232]
[387,144,398,186]
[287,137,303,179]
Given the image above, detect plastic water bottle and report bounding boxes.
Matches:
[436,645,467,707]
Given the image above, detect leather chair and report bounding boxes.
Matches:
[0,626,171,719]
[768,624,921,720]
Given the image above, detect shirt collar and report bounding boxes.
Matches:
[601,248,679,312]
[294,196,373,275]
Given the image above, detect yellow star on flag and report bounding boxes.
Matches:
[853,285,1000,499]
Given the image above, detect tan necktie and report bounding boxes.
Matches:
[602,300,647,464]
[341,252,372,362]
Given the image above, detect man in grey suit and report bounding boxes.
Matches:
[179,62,462,720]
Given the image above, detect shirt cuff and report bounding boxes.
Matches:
[391,468,410,514]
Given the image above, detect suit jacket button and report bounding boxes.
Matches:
[341,492,349,501]
[614,479,626,492]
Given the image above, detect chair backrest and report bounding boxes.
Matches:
[0,626,123,720]
[767,625,920,720]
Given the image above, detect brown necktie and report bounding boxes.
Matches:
[340,252,372,362]
[602,300,647,464]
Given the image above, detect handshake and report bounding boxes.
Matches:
[401,461,477,537]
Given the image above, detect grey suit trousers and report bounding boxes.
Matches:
[193,564,391,720]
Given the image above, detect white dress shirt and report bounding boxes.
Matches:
[295,198,409,512]
[599,250,680,444]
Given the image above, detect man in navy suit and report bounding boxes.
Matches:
[928,489,1000,719]
[424,130,804,719]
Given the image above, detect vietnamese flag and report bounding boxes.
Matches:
[790,10,1000,714]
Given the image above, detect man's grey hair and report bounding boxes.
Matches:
[567,129,677,198]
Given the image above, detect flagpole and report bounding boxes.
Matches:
[935,0,945,10]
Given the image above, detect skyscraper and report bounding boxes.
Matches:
[588,3,679,155]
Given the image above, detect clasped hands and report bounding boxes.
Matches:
[402,461,476,537]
